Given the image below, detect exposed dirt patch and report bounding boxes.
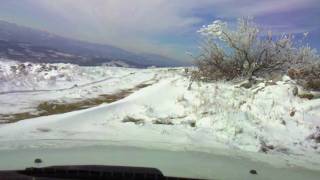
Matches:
[152,118,174,125]
[36,127,52,133]
[0,82,155,123]
[122,116,145,125]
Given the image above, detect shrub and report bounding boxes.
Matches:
[194,17,320,81]
[288,64,320,91]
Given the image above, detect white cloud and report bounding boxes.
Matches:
[26,0,319,60]
[32,0,207,59]
[36,0,202,34]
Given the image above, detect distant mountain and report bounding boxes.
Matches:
[0,20,186,67]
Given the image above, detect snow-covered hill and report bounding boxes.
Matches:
[0,59,135,92]
[0,60,320,172]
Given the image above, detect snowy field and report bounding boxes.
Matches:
[0,59,320,173]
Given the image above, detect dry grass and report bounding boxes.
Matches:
[298,93,314,100]
[288,66,320,91]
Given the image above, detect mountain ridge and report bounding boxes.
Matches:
[0,20,186,67]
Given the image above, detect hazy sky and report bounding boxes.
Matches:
[0,0,319,61]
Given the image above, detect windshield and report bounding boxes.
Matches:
[0,1,320,180]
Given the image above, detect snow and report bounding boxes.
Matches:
[0,59,320,172]
[0,59,137,92]
[0,59,168,114]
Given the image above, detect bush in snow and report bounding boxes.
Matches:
[288,65,320,91]
[194,17,320,82]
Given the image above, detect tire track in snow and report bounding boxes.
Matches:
[0,73,134,95]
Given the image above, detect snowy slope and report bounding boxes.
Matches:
[0,68,320,171]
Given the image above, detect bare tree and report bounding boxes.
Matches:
[194,17,319,82]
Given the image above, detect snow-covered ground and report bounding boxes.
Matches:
[0,59,320,172]
[0,59,169,115]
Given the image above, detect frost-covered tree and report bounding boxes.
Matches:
[194,17,320,81]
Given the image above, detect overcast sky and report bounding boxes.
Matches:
[0,0,319,61]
